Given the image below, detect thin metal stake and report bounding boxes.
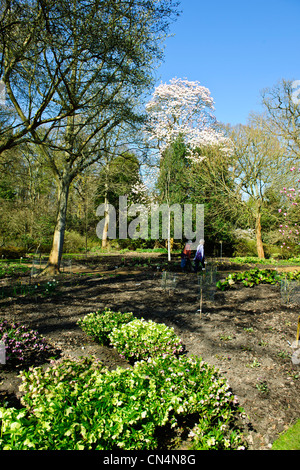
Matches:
[200,287,203,319]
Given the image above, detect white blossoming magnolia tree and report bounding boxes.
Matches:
[145,77,228,160]
[145,77,229,259]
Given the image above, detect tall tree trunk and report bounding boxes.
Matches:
[46,110,74,274]
[255,209,265,259]
[47,175,70,274]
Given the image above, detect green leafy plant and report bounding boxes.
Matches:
[287,257,300,264]
[0,355,246,450]
[0,263,30,278]
[219,335,233,341]
[216,268,290,290]
[77,309,135,345]
[42,279,59,295]
[246,358,261,368]
[277,350,291,359]
[216,279,230,291]
[189,418,245,450]
[255,379,269,394]
[108,318,184,362]
[243,327,254,333]
[0,279,59,300]
[240,344,253,352]
[0,282,33,299]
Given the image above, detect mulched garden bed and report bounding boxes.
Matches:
[0,253,299,450]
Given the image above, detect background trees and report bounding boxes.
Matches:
[261,80,300,257]
[0,0,179,271]
[277,167,300,255]
[96,151,145,248]
[228,115,287,258]
[0,143,56,251]
[187,143,237,256]
[262,79,300,160]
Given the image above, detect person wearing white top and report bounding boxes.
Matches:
[193,239,205,273]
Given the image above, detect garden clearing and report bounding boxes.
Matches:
[0,252,299,450]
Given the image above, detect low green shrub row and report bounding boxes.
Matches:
[0,355,246,450]
[78,310,184,362]
[77,310,135,346]
[0,310,247,450]
[232,256,300,265]
[232,256,276,265]
[287,257,300,264]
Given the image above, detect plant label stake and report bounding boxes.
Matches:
[199,285,203,319]
[161,271,176,295]
[197,272,204,318]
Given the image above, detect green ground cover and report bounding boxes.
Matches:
[0,310,246,450]
[272,419,300,450]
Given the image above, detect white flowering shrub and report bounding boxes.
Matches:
[108,318,184,362]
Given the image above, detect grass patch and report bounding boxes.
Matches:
[272,419,300,450]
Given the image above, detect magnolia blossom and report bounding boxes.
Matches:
[131,181,148,199]
[145,77,231,160]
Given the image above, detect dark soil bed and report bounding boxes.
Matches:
[0,253,299,450]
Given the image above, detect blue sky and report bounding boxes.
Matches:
[154,0,300,126]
